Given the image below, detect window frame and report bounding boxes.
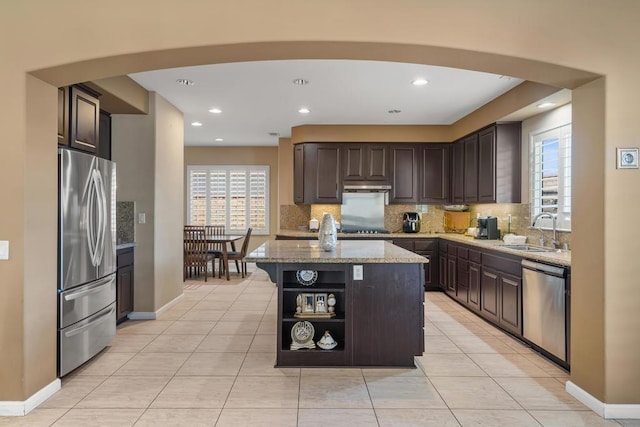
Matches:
[529,123,572,232]
[187,165,270,235]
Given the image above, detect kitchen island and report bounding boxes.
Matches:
[245,240,428,368]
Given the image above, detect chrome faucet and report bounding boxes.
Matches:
[531,212,558,248]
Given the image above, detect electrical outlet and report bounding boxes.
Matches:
[353,265,363,281]
[0,240,9,260]
[138,213,146,224]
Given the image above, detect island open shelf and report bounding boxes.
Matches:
[246,240,427,368]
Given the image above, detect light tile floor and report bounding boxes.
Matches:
[3,265,638,426]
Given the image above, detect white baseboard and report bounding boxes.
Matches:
[0,378,61,416]
[127,293,184,321]
[566,380,640,419]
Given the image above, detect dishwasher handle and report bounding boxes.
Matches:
[521,259,567,278]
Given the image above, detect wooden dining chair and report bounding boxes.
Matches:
[204,225,225,275]
[183,228,214,282]
[221,228,252,278]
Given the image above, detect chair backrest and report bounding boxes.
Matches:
[240,228,253,256]
[204,225,225,237]
[184,228,207,265]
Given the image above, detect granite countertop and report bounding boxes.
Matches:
[275,230,571,267]
[245,240,428,264]
[116,242,136,250]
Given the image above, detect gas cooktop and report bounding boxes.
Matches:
[340,227,390,234]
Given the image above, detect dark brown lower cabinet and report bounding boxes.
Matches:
[275,262,424,368]
[499,273,522,335]
[392,238,438,290]
[352,264,424,367]
[116,247,134,324]
[468,261,481,311]
[480,267,500,324]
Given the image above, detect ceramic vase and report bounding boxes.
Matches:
[318,213,337,251]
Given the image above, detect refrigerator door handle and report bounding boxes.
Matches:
[64,304,115,338]
[86,171,98,266]
[93,168,107,266]
[63,275,115,301]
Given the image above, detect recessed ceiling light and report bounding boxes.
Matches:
[191,121,202,127]
[412,78,428,86]
[536,102,556,109]
[176,78,194,86]
[268,132,280,137]
[292,78,309,85]
[215,138,224,142]
[388,109,402,114]
[298,107,310,114]
[209,108,222,114]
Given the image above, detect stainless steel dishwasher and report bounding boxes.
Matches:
[521,259,569,363]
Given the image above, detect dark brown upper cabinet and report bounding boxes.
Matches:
[451,141,465,204]
[463,134,479,203]
[389,144,419,204]
[69,85,100,154]
[59,84,102,156]
[302,143,342,204]
[419,144,450,204]
[343,144,389,182]
[57,87,69,146]
[452,122,521,204]
[478,123,521,203]
[293,144,305,204]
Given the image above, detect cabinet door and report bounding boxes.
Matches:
[117,264,134,323]
[480,267,499,323]
[499,273,522,336]
[419,144,450,204]
[343,145,366,181]
[478,126,496,203]
[352,264,424,366]
[57,87,69,146]
[390,145,418,203]
[463,134,478,203]
[451,141,465,204]
[367,144,388,180]
[468,261,481,311]
[438,254,447,290]
[70,85,100,154]
[304,143,341,203]
[446,254,457,297]
[98,110,111,160]
[293,144,305,204]
[456,258,469,304]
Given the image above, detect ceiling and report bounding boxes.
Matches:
[129,59,529,147]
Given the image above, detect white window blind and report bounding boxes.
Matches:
[188,165,269,234]
[530,123,571,231]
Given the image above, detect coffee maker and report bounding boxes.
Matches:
[402,212,420,233]
[476,216,500,240]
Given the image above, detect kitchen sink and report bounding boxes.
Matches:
[501,245,556,252]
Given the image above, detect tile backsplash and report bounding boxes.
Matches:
[280,202,571,248]
[116,201,135,244]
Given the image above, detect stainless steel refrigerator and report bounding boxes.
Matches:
[58,148,116,377]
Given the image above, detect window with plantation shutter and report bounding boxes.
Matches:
[187,165,269,234]
[530,123,571,231]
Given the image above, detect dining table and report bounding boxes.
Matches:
[204,234,244,280]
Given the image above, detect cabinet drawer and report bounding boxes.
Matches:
[457,247,469,260]
[414,239,437,251]
[117,249,134,268]
[447,244,457,257]
[393,240,414,251]
[469,249,482,263]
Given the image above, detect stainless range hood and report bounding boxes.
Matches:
[342,182,392,192]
